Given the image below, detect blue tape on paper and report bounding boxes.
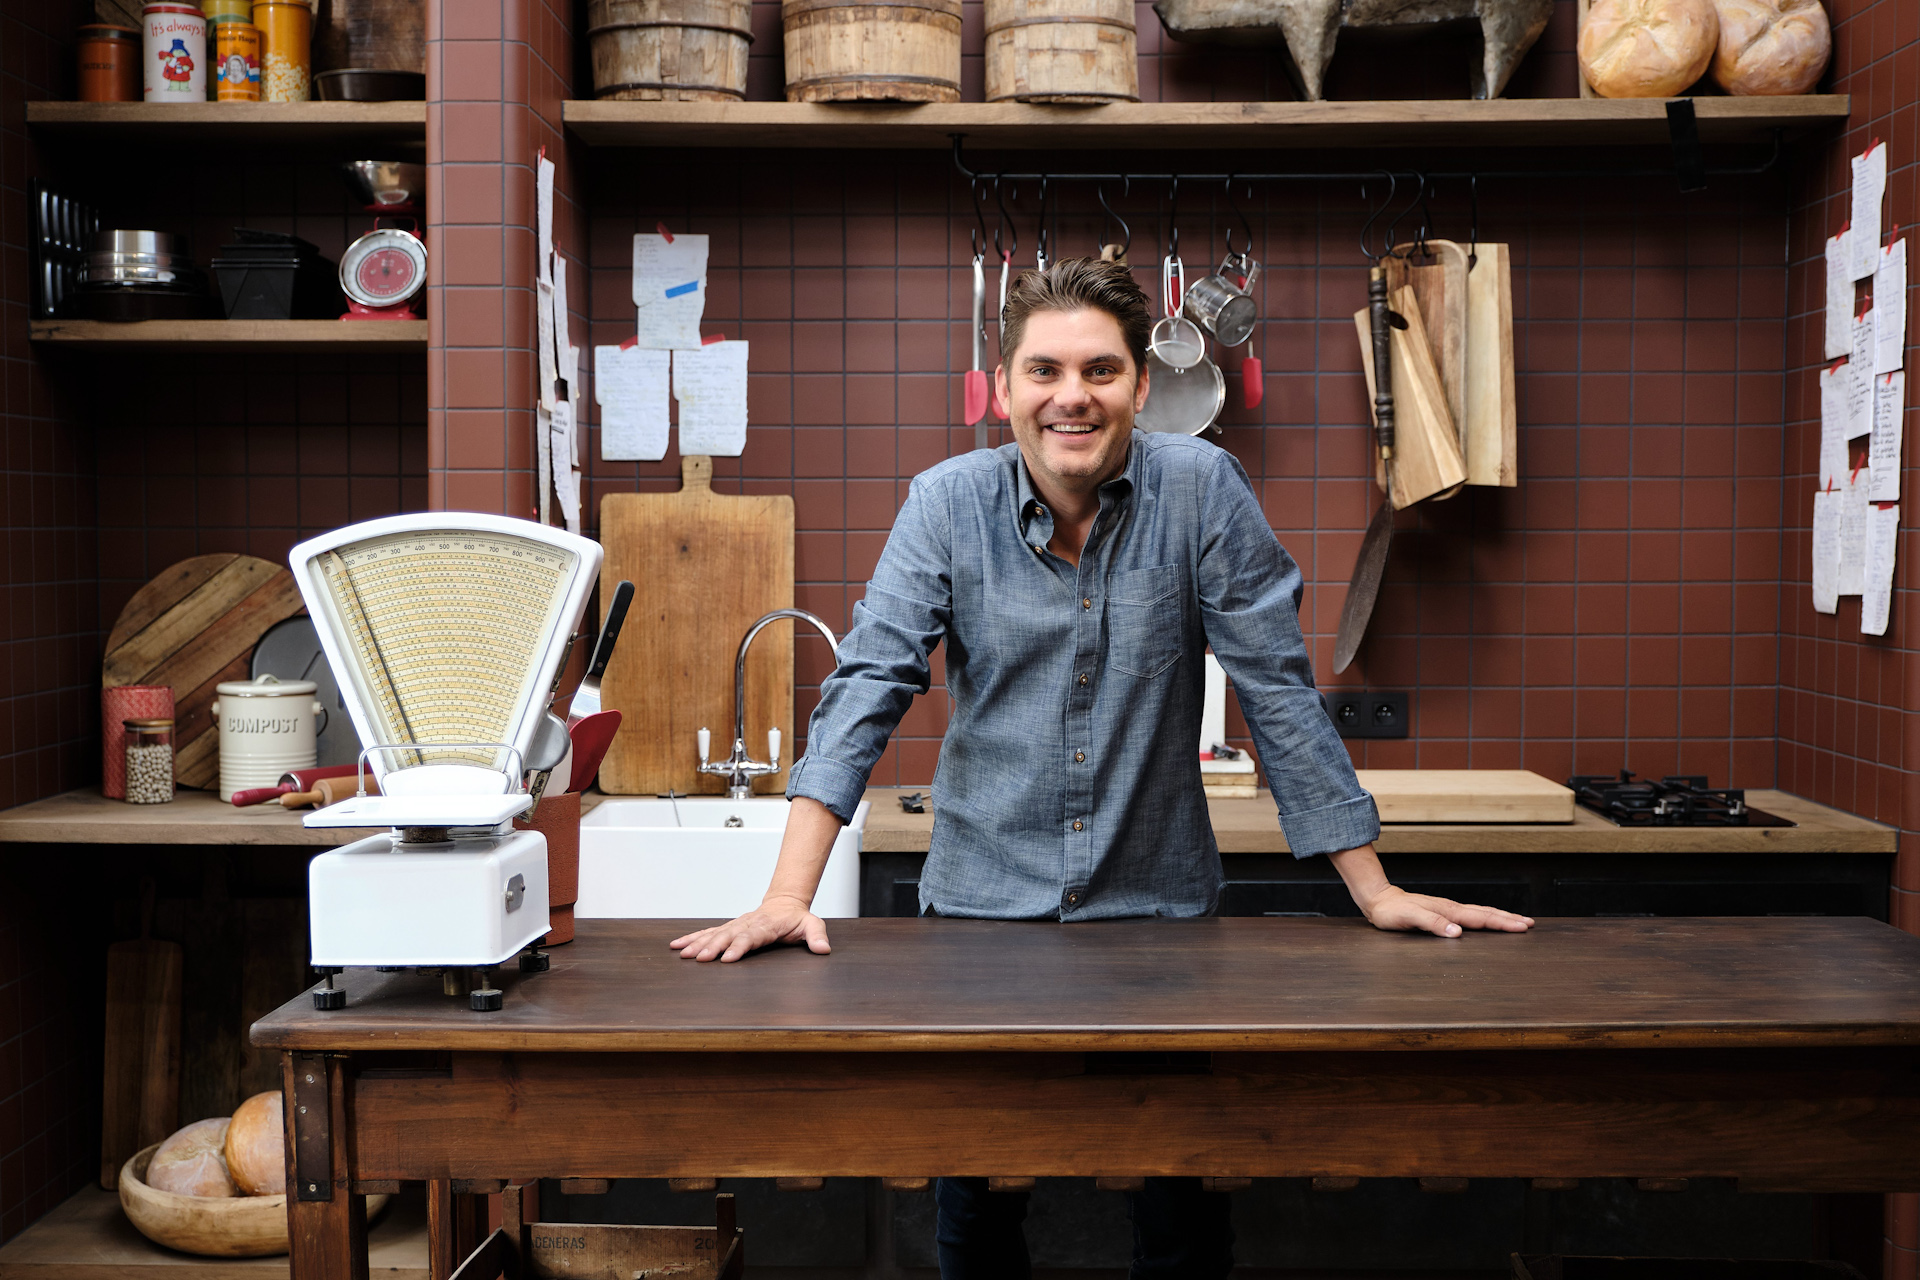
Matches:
[664,281,699,299]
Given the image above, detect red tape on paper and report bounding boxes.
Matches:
[702,333,725,345]
[657,221,675,243]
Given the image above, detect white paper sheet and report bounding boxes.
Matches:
[551,256,573,399]
[1820,364,1848,489]
[1840,468,1870,595]
[632,233,708,349]
[1849,305,1876,438]
[1826,231,1853,360]
[536,275,558,413]
[1863,502,1899,636]
[1852,143,1886,281]
[1876,238,1908,374]
[551,398,581,535]
[673,340,749,457]
[594,344,671,462]
[537,156,555,284]
[1812,488,1840,614]
[1870,371,1905,502]
[535,401,552,526]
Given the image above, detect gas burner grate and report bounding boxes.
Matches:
[1565,771,1794,828]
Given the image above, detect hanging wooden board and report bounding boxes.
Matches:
[1387,238,1469,448]
[1356,287,1466,508]
[598,456,796,795]
[103,554,307,790]
[1464,242,1519,487]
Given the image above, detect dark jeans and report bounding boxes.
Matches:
[934,1176,1235,1280]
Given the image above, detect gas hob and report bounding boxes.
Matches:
[1566,771,1795,828]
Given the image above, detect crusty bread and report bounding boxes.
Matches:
[224,1092,286,1196]
[1579,0,1720,97]
[146,1118,236,1198]
[1710,0,1830,94]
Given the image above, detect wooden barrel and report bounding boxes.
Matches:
[984,0,1136,102]
[587,0,752,102]
[782,0,962,103]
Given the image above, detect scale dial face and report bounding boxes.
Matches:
[340,228,427,308]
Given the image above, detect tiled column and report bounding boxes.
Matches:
[426,0,574,516]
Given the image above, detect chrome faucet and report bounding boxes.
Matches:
[698,609,840,800]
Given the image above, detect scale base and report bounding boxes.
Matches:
[341,298,419,321]
[310,828,550,969]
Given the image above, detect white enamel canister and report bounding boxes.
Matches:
[211,674,324,801]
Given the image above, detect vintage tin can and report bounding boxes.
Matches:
[142,4,207,102]
[214,22,261,99]
[211,674,323,801]
[253,0,312,101]
[78,24,141,102]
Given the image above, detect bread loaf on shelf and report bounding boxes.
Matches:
[224,1092,286,1196]
[146,1118,236,1198]
[1710,0,1830,94]
[1578,0,1719,97]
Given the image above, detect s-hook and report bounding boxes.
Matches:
[1097,178,1131,261]
[1035,175,1051,272]
[1358,171,1397,263]
[1223,176,1255,265]
[968,175,992,261]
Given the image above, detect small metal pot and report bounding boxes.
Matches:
[1183,251,1259,348]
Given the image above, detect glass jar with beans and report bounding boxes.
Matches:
[123,718,175,804]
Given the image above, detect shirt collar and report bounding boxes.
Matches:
[1015,431,1142,546]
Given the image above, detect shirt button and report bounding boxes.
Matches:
[1075,749,1086,763]
[1067,892,1081,906]
[1077,673,1089,686]
[1082,597,1091,609]
[1072,819,1084,831]
[1032,544,1043,555]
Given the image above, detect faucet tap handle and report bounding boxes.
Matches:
[697,727,710,765]
[768,727,781,771]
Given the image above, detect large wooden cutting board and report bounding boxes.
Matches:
[1355,770,1574,824]
[598,456,796,796]
[103,554,307,790]
[1463,243,1518,487]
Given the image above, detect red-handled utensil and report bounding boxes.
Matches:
[232,783,295,808]
[1240,349,1263,410]
[963,253,989,437]
[567,710,623,793]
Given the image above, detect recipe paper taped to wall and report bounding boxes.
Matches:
[674,339,749,457]
[633,233,708,349]
[595,344,671,462]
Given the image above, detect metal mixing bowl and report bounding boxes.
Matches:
[342,160,427,208]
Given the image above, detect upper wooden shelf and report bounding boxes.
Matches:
[563,95,1850,150]
[26,100,424,143]
[31,318,427,352]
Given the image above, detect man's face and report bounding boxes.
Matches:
[997,308,1148,496]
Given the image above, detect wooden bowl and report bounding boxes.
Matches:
[118,1144,390,1257]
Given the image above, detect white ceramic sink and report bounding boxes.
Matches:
[577,796,869,919]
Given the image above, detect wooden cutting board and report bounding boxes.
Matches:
[598,456,796,796]
[1356,287,1466,508]
[1464,243,1518,487]
[1387,238,1469,443]
[103,554,307,790]
[99,883,180,1190]
[1355,770,1574,823]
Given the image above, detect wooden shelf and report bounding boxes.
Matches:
[562,95,1850,150]
[30,319,427,352]
[25,100,424,144]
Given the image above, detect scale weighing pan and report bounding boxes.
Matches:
[288,513,602,827]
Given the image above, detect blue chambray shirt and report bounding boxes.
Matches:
[787,429,1380,920]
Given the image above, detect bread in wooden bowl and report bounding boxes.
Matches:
[1579,0,1719,97]
[1710,0,1829,93]
[225,1092,286,1196]
[119,1143,390,1257]
[144,1118,235,1198]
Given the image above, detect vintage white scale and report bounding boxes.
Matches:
[289,513,602,1011]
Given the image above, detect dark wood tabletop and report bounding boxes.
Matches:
[251,916,1920,1053]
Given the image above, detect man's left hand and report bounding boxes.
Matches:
[1360,885,1533,937]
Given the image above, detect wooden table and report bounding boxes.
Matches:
[252,915,1920,1280]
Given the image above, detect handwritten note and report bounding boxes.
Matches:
[1812,488,1840,614]
[1849,305,1876,438]
[1851,142,1885,281]
[1820,363,1848,489]
[632,233,708,349]
[536,155,555,286]
[1875,238,1907,374]
[551,256,574,400]
[1840,468,1870,596]
[535,401,552,526]
[1863,502,1899,636]
[536,276,558,413]
[1870,371,1905,502]
[594,344,671,462]
[1826,231,1854,360]
[673,340,749,457]
[551,398,581,535]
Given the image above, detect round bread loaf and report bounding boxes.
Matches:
[224,1092,286,1196]
[1710,0,1830,94]
[1579,0,1720,97]
[146,1118,236,1198]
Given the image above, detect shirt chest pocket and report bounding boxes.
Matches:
[1107,565,1183,678]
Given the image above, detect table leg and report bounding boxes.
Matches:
[282,1052,368,1280]
[428,1179,490,1280]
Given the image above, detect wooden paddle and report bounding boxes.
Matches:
[99,879,180,1190]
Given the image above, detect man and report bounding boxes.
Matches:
[670,258,1532,1279]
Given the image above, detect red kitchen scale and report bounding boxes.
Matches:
[339,218,426,321]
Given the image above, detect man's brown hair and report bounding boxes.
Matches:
[1000,257,1151,373]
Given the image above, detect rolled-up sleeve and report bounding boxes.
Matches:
[1197,451,1380,858]
[787,474,955,823]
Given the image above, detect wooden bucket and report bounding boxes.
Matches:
[587,0,752,101]
[782,0,962,103]
[984,0,1137,103]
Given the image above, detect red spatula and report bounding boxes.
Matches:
[963,253,990,441]
[566,710,623,794]
[1240,348,1263,410]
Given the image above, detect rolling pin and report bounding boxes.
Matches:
[232,765,377,809]
[277,774,379,809]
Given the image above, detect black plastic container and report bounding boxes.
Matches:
[212,229,340,320]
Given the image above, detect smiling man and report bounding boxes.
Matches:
[669,258,1531,1279]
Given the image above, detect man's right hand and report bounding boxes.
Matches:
[668,894,831,963]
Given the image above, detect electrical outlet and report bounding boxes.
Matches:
[1321,690,1410,740]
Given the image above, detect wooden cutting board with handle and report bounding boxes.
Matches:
[1355,287,1466,508]
[100,880,180,1190]
[1387,238,1469,445]
[1464,243,1518,487]
[103,554,307,790]
[598,456,796,795]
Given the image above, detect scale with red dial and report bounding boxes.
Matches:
[339,223,427,321]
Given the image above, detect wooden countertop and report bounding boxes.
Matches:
[253,915,1920,1054]
[860,787,1897,855]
